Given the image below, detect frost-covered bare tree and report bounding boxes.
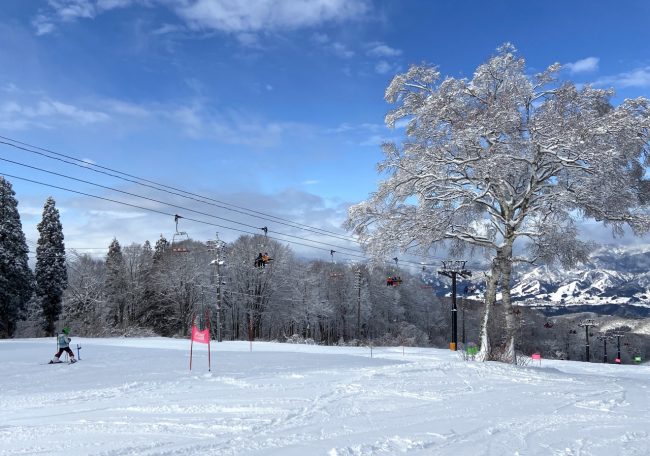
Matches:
[63,252,106,335]
[345,44,650,362]
[222,235,291,341]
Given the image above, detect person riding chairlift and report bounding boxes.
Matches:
[255,252,273,268]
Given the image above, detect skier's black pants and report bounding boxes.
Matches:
[55,347,75,359]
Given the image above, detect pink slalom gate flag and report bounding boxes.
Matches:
[531,353,541,360]
[191,325,210,344]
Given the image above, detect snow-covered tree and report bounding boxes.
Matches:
[0,177,33,338]
[104,238,128,327]
[345,44,650,362]
[153,235,168,264]
[35,197,68,336]
[63,251,106,335]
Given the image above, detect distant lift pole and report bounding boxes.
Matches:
[612,333,625,364]
[439,260,471,351]
[597,334,614,364]
[578,319,598,362]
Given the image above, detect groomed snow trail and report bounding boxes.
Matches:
[1,338,649,455]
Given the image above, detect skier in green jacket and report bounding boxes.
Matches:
[49,327,77,364]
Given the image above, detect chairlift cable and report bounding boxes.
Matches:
[2,172,374,260]
[0,136,360,243]
[0,157,363,255]
[0,137,474,267]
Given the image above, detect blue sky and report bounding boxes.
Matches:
[1,0,650,263]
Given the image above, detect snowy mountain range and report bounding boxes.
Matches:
[425,245,650,317]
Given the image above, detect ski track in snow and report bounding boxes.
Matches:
[1,339,649,455]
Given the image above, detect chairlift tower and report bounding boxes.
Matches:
[578,319,598,362]
[355,266,362,342]
[206,233,226,342]
[596,334,615,363]
[438,260,471,351]
[611,333,625,364]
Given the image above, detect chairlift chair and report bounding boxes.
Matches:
[386,257,402,287]
[171,214,190,253]
[328,250,344,279]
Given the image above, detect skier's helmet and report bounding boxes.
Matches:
[62,327,70,335]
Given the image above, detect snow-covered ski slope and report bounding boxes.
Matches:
[1,338,649,455]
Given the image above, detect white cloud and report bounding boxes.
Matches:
[302,179,320,185]
[168,105,308,147]
[330,42,354,59]
[49,0,96,21]
[595,67,650,88]
[564,57,599,74]
[366,42,402,58]
[34,0,136,34]
[32,15,56,36]
[0,98,110,130]
[375,60,394,75]
[359,134,391,147]
[1,83,19,93]
[34,0,369,40]
[151,23,181,35]
[327,122,382,134]
[174,0,369,33]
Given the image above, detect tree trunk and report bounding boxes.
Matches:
[500,241,516,363]
[476,256,500,361]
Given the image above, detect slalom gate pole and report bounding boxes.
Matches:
[190,338,194,371]
[189,313,195,371]
[206,309,212,372]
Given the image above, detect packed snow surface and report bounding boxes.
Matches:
[1,338,649,455]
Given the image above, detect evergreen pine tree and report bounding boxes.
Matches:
[35,197,68,336]
[153,235,168,264]
[105,238,128,327]
[0,177,34,338]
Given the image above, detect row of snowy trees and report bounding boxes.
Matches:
[58,234,451,345]
[0,176,453,345]
[0,177,67,338]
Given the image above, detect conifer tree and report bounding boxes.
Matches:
[105,238,128,327]
[153,235,168,264]
[0,177,33,338]
[35,197,68,336]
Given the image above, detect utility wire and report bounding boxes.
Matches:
[0,136,455,267]
[1,136,485,269]
[0,157,364,255]
[0,136,359,244]
[3,172,373,262]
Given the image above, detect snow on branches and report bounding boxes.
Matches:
[346,44,650,361]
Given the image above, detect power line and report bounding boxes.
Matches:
[4,172,372,262]
[0,136,458,268]
[0,136,360,244]
[0,136,486,270]
[0,156,364,255]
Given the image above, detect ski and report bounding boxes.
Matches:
[44,359,79,365]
